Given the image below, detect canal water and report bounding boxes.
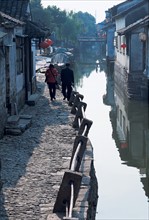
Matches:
[74,54,149,219]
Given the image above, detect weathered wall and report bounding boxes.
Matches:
[0,52,7,138]
[115,61,148,101]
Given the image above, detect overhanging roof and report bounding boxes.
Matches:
[114,0,145,19]
[25,20,51,38]
[0,0,50,38]
[117,15,149,35]
[0,0,30,21]
[0,11,25,26]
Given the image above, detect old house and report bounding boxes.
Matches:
[99,1,149,193]
[0,0,50,138]
[109,1,149,197]
[114,0,149,100]
[111,0,149,161]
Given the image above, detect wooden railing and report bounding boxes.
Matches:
[53,91,93,219]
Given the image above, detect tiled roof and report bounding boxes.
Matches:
[0,11,25,26]
[25,20,51,38]
[0,0,30,21]
[117,15,149,35]
[0,0,50,38]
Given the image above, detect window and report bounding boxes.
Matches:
[120,109,122,127]
[16,37,23,74]
[114,36,118,48]
[123,115,126,135]
[121,35,126,55]
[117,105,119,121]
[117,35,121,52]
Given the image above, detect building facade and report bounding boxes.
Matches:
[0,0,50,138]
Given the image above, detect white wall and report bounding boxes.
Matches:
[0,53,6,105]
[116,17,125,31]
[146,30,149,77]
[32,40,36,77]
[115,17,128,68]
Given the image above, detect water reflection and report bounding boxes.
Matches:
[111,85,149,201]
[74,50,107,89]
[74,50,149,219]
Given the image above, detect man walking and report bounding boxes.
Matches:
[61,63,74,101]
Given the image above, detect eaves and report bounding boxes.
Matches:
[117,15,149,35]
[0,11,25,26]
[25,20,51,38]
[113,0,146,19]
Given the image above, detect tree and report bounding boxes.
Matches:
[30,1,97,47]
[74,12,96,37]
[30,0,46,27]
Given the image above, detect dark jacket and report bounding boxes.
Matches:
[61,67,74,84]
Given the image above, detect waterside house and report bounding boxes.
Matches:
[110,0,149,169]
[114,0,149,101]
[97,1,149,197]
[0,0,50,138]
[97,0,149,101]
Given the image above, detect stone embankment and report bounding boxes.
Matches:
[0,72,98,220]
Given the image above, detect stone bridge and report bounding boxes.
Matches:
[77,36,106,42]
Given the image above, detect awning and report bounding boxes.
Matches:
[25,20,51,38]
[0,30,7,38]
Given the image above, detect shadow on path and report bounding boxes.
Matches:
[0,77,73,219]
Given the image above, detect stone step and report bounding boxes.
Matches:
[5,115,32,136]
[26,94,40,106]
[5,128,22,136]
[7,115,20,125]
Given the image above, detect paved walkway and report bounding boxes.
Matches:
[0,72,77,220]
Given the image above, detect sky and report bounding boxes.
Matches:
[41,0,125,23]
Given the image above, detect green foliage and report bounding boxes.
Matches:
[30,0,97,46]
[74,11,96,36]
[30,0,42,8]
[30,0,46,27]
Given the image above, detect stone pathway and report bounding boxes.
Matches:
[0,72,77,220]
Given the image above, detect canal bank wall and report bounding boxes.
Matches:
[0,72,98,220]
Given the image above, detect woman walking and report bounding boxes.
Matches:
[45,64,59,101]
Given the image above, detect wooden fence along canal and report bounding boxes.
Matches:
[52,91,98,220]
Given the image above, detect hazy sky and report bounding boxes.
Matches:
[41,0,125,23]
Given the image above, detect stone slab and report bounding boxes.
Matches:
[7,115,20,125]
[5,128,22,135]
[26,94,40,106]
[20,115,33,120]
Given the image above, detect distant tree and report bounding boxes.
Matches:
[61,12,83,46]
[30,0,47,27]
[30,0,42,8]
[30,1,97,46]
[44,6,67,41]
[74,12,96,36]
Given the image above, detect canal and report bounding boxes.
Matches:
[74,53,149,219]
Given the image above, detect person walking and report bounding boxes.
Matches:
[61,63,74,101]
[45,64,59,101]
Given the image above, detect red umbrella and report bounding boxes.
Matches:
[45,39,53,46]
[39,41,50,49]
